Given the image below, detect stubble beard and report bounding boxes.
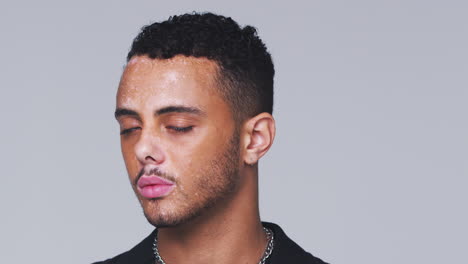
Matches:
[139,131,241,228]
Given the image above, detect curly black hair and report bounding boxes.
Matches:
[127,12,274,122]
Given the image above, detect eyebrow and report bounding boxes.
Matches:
[114,105,206,119]
[156,106,205,116]
[115,108,139,119]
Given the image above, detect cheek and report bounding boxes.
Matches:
[168,131,224,176]
[121,140,139,177]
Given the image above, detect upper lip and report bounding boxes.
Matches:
[137,175,174,188]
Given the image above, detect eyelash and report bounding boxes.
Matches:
[120,127,140,135]
[167,126,193,133]
[120,126,193,135]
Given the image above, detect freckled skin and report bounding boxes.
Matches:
[117,55,240,227]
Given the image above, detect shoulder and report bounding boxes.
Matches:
[263,222,329,264]
[91,230,156,264]
[91,253,124,264]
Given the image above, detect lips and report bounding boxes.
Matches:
[137,175,175,199]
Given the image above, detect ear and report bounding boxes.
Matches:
[241,113,276,165]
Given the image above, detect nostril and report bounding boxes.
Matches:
[134,134,165,164]
[145,155,156,162]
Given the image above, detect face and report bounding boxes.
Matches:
[116,55,241,227]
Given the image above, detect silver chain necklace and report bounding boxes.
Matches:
[153,227,274,264]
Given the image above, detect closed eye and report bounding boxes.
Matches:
[167,126,193,133]
[120,127,141,135]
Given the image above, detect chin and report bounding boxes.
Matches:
[138,196,183,225]
[142,203,202,228]
[140,193,223,228]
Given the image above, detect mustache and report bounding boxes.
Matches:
[134,167,176,186]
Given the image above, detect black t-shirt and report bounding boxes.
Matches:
[92,222,328,264]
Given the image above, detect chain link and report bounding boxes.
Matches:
[153,227,274,264]
[259,227,274,264]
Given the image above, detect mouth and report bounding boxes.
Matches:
[137,175,175,199]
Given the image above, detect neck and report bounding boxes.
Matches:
[156,166,267,264]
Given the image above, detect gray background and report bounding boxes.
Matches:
[1,1,466,263]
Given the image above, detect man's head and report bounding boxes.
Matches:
[115,12,275,228]
[127,12,274,123]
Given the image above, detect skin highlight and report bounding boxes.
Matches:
[116,55,276,264]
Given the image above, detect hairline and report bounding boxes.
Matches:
[125,54,254,126]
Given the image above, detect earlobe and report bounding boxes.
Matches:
[242,113,276,165]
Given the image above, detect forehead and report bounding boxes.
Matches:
[117,55,222,109]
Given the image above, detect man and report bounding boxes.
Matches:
[94,12,327,264]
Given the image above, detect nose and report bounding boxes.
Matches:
[134,128,165,165]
